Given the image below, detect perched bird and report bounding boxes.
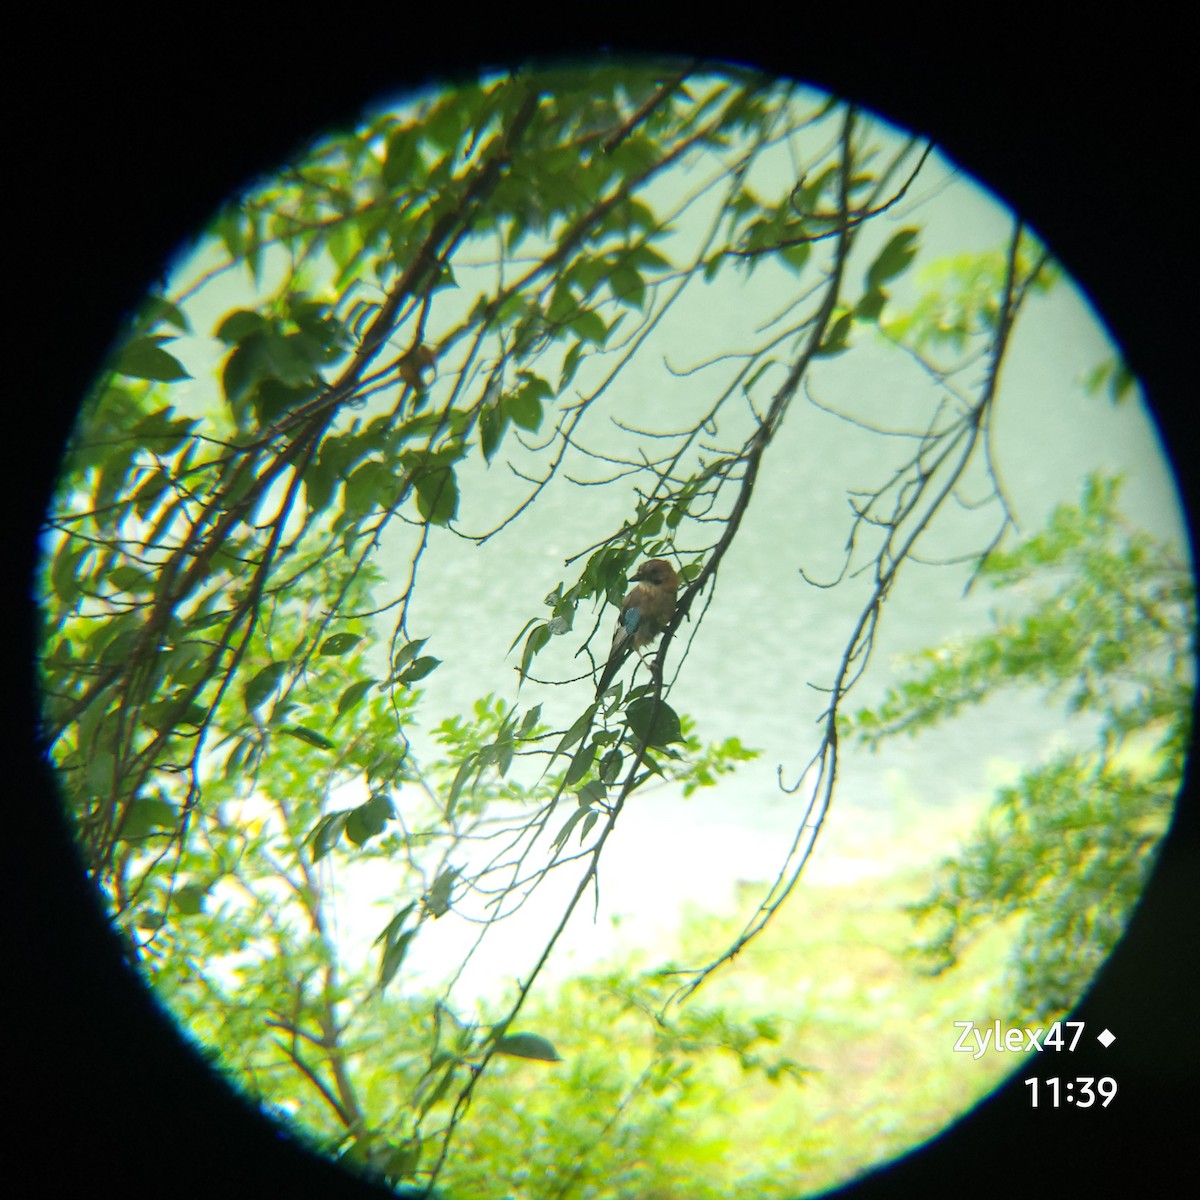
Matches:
[596,559,679,695]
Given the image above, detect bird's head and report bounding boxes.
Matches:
[632,559,679,591]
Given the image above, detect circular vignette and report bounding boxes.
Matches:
[15,31,1197,1200]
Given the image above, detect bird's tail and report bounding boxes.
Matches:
[596,645,629,696]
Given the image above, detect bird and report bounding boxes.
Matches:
[596,559,679,695]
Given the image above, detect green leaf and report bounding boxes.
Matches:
[855,287,887,322]
[379,927,416,993]
[345,792,393,847]
[374,901,418,993]
[480,403,508,462]
[552,806,587,850]
[283,725,335,751]
[392,639,428,674]
[184,609,230,632]
[243,660,287,712]
[50,542,86,605]
[1111,360,1135,403]
[306,811,349,863]
[335,678,376,721]
[302,453,339,516]
[518,704,543,737]
[633,244,672,271]
[222,332,264,407]
[553,705,597,760]
[132,468,170,518]
[519,624,551,681]
[98,627,140,668]
[383,126,420,189]
[866,228,919,291]
[493,1032,562,1063]
[446,754,475,819]
[815,310,852,357]
[137,294,190,334]
[162,641,210,687]
[505,388,544,432]
[780,240,810,276]
[398,656,440,686]
[599,748,624,784]
[637,507,663,538]
[320,632,362,656]
[423,866,460,918]
[223,328,317,417]
[577,780,607,807]
[343,459,389,522]
[569,308,608,346]
[269,694,298,727]
[414,466,459,525]
[109,564,154,593]
[251,377,316,425]
[114,336,190,382]
[84,746,116,798]
[414,1058,460,1119]
[377,1138,422,1183]
[559,340,586,390]
[132,406,194,440]
[174,883,209,916]
[564,739,597,786]
[214,309,268,345]
[626,697,684,748]
[119,797,177,841]
[143,695,209,731]
[609,262,645,309]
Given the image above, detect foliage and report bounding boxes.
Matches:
[849,475,1194,1021]
[33,58,1130,1195]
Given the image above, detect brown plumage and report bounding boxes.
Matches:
[596,559,679,695]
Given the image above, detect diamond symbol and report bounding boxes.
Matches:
[1097,1028,1115,1048]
